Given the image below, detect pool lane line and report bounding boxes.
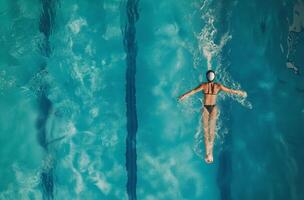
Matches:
[216,103,233,200]
[123,0,140,199]
[38,0,56,199]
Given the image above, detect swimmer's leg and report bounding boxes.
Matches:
[202,107,211,163]
[208,106,218,163]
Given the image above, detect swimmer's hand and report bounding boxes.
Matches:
[237,90,247,97]
[178,94,186,101]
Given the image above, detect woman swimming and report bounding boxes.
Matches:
[178,70,247,164]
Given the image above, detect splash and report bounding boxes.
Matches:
[198,1,232,70]
[286,0,304,74]
[216,66,253,110]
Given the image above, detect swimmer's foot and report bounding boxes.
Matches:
[204,153,213,164]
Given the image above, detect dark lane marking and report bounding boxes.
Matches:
[38,0,56,199]
[216,105,232,200]
[123,0,139,199]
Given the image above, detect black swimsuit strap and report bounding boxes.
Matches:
[205,82,216,95]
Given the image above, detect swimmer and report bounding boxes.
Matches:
[178,70,247,164]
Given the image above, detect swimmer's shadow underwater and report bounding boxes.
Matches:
[178,70,247,164]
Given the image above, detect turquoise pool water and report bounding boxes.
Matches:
[0,0,304,199]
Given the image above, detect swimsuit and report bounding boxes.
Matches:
[204,104,216,114]
[204,82,217,114]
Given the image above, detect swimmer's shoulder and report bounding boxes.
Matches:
[214,82,222,88]
[214,82,225,92]
[200,82,207,89]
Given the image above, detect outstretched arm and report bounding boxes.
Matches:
[178,84,204,101]
[219,84,247,97]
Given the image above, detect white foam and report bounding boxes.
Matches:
[8,162,43,199]
[66,142,85,194]
[198,2,232,70]
[102,26,121,40]
[88,168,112,195]
[79,151,90,172]
[68,18,87,34]
[216,67,253,109]
[289,0,304,32]
[286,62,299,73]
[94,176,111,195]
[286,0,304,73]
[85,41,94,56]
[66,121,77,136]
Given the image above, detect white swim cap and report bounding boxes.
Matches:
[206,70,215,82]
